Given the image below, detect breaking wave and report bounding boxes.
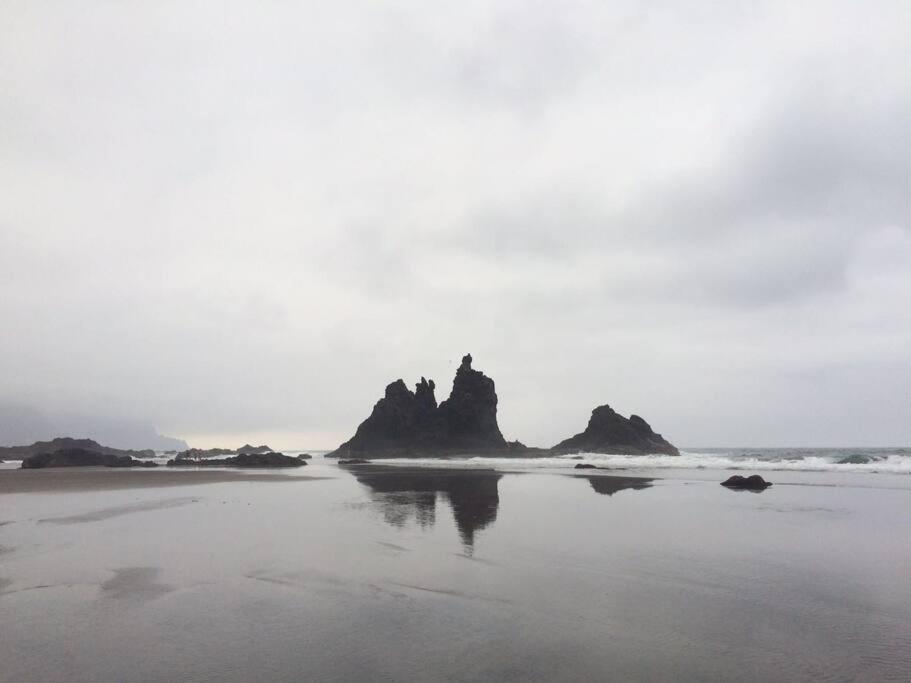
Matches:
[379,448,911,474]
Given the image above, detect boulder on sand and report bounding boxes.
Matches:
[721,474,772,490]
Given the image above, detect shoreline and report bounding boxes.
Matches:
[0,468,323,494]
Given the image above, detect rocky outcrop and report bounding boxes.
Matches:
[552,405,679,456]
[721,474,772,490]
[236,444,273,455]
[175,447,234,459]
[20,448,159,469]
[166,452,305,468]
[329,354,509,457]
[3,438,156,462]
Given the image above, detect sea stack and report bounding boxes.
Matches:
[552,404,679,456]
[329,354,508,457]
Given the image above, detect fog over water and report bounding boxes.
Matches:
[1,2,909,449]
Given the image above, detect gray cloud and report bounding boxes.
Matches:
[0,1,908,448]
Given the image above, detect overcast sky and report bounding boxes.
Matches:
[1,1,909,449]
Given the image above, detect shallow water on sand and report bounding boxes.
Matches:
[2,458,911,682]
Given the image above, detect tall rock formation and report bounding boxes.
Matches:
[329,354,507,457]
[552,404,679,456]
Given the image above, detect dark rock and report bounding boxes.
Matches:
[553,405,679,456]
[574,463,598,469]
[837,454,873,465]
[329,354,508,457]
[20,448,152,469]
[1,437,159,461]
[338,458,371,465]
[236,444,273,455]
[297,453,313,460]
[721,474,772,490]
[175,447,235,459]
[166,452,305,468]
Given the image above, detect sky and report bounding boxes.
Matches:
[1,1,909,450]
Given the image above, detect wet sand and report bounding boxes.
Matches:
[2,459,911,681]
[0,467,321,493]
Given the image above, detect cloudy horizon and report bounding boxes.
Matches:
[2,1,909,450]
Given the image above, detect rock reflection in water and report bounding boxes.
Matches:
[583,474,654,496]
[350,466,501,550]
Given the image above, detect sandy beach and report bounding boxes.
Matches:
[3,456,911,682]
[0,466,321,494]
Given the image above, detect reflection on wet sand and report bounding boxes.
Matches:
[349,466,501,550]
[582,474,655,496]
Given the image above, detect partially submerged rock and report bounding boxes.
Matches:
[721,474,772,490]
[574,463,598,469]
[175,447,235,459]
[837,454,874,465]
[166,451,305,468]
[553,405,679,456]
[20,448,158,469]
[338,458,371,465]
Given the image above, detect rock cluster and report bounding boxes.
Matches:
[20,448,158,469]
[1,437,155,461]
[552,405,679,456]
[330,354,507,457]
[166,452,305,468]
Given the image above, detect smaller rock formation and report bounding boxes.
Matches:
[574,463,598,469]
[236,444,273,455]
[297,453,312,460]
[175,447,235,459]
[20,448,158,469]
[338,458,371,465]
[721,474,772,490]
[166,452,305,468]
[553,405,679,456]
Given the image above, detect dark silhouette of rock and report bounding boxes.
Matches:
[236,444,273,455]
[20,448,157,469]
[175,447,235,459]
[553,405,679,456]
[166,452,305,468]
[0,437,156,461]
[297,453,313,460]
[338,458,371,465]
[349,465,501,550]
[583,474,654,496]
[721,474,772,490]
[574,463,598,469]
[329,354,509,457]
